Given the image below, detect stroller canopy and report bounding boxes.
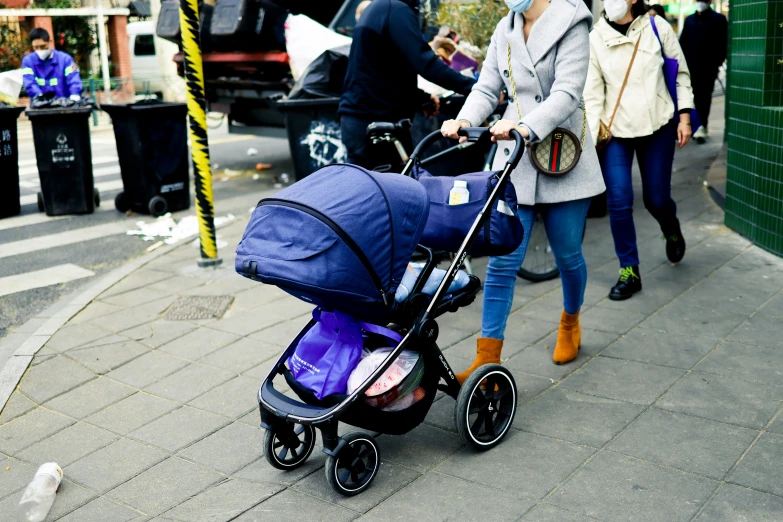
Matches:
[236,164,429,322]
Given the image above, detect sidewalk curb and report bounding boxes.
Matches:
[0,220,238,413]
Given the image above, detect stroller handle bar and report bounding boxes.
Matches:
[406,127,525,175]
[457,126,489,142]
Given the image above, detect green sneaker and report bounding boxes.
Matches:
[609,266,642,301]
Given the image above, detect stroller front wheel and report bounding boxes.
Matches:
[456,364,517,450]
[264,422,316,471]
[325,432,381,496]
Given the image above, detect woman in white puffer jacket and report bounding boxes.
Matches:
[584,0,694,301]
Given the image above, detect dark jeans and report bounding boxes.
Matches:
[692,70,719,129]
[340,115,413,170]
[599,121,679,268]
[340,116,373,168]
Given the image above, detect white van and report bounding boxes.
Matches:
[128,21,166,95]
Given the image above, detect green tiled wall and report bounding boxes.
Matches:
[725,0,783,256]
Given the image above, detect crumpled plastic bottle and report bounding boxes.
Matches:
[17,463,62,522]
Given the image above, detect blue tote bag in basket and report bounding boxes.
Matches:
[288,307,403,400]
[650,16,702,133]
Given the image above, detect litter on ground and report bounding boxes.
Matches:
[126,214,236,245]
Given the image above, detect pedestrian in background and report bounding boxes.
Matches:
[647,4,666,18]
[679,1,727,143]
[585,0,693,301]
[339,0,475,168]
[21,28,82,101]
[442,0,605,374]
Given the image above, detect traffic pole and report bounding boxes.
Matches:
[178,0,221,267]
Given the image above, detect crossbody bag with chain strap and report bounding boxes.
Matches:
[507,43,586,176]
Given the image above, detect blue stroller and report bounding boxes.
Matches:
[235,128,525,496]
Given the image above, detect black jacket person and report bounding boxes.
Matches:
[339,0,476,166]
[679,4,727,138]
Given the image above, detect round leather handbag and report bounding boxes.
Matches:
[507,44,585,177]
[528,126,583,176]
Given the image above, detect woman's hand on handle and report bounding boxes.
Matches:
[441,119,469,143]
[677,113,692,149]
[490,119,530,142]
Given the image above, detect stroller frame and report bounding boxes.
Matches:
[257,127,525,496]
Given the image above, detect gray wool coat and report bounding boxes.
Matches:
[457,0,606,206]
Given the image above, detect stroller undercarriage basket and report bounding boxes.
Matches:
[243,128,526,497]
[277,327,440,437]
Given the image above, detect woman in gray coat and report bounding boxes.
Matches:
[442,0,605,379]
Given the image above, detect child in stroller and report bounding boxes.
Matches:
[235,127,525,496]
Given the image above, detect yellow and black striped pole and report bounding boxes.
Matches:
[179,0,221,267]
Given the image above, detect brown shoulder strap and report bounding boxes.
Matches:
[607,35,641,132]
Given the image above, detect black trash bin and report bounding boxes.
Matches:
[275,46,350,180]
[27,106,98,216]
[276,97,344,180]
[0,106,26,219]
[102,102,190,217]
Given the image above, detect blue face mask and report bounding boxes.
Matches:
[505,0,534,13]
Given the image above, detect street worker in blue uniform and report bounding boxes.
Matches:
[21,28,83,101]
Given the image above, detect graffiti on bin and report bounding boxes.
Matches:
[300,121,346,168]
[1,128,12,157]
[52,133,75,164]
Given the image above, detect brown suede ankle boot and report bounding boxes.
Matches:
[456,338,503,384]
[553,310,580,365]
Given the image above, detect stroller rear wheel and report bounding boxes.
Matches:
[264,422,316,470]
[456,364,517,450]
[326,432,381,496]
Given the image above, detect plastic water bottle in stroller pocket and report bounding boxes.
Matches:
[448,180,470,205]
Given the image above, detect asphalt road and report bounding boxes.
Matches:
[0,115,294,340]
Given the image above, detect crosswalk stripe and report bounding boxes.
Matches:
[18,156,119,176]
[0,264,95,297]
[0,222,128,259]
[18,166,121,189]
[0,207,113,232]
[18,180,125,206]
[91,138,118,146]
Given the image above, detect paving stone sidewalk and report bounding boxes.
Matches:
[3,100,783,521]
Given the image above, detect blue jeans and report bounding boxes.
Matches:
[599,121,679,268]
[482,198,591,340]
